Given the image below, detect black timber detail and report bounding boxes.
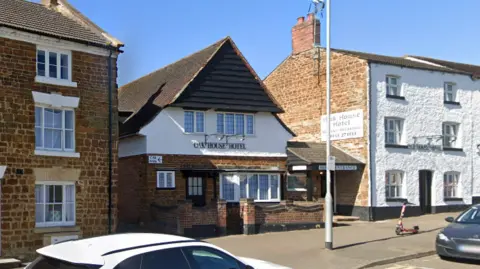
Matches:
[171,41,282,113]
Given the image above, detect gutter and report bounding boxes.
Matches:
[107,48,113,234]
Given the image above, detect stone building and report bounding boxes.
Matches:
[264,13,480,220]
[117,36,325,237]
[0,0,123,257]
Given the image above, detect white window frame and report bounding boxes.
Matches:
[35,46,77,88]
[35,181,76,228]
[216,112,255,136]
[385,170,405,199]
[219,173,280,202]
[184,110,205,134]
[156,171,175,189]
[287,174,307,191]
[444,82,456,102]
[35,105,76,152]
[442,122,459,148]
[444,172,460,199]
[386,75,401,96]
[384,117,404,145]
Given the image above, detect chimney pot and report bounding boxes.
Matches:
[296,16,305,25]
[307,13,315,21]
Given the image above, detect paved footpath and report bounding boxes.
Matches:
[206,212,464,269]
[372,255,480,269]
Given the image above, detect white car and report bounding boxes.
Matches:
[26,233,291,269]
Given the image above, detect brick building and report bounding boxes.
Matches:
[118,36,325,237]
[0,0,123,258]
[264,13,480,221]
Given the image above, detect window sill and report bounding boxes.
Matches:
[34,225,79,234]
[444,101,460,106]
[35,76,78,88]
[386,198,408,203]
[287,188,308,192]
[386,94,406,100]
[385,144,408,149]
[35,150,80,158]
[156,187,176,190]
[224,199,281,203]
[443,147,463,152]
[444,197,463,202]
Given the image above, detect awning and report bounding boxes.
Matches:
[287,141,365,171]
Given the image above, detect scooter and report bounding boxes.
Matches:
[395,201,419,235]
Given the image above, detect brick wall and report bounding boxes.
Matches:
[0,37,119,257]
[264,47,370,207]
[255,200,323,225]
[118,154,286,224]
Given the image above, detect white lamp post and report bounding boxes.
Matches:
[312,0,333,250]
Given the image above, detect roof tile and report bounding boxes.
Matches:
[0,0,110,46]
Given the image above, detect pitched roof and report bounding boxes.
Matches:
[118,36,288,137]
[406,55,480,78]
[118,38,225,113]
[287,141,364,166]
[332,48,471,76]
[0,0,122,48]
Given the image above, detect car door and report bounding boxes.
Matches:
[181,245,246,269]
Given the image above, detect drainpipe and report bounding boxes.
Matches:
[367,63,374,221]
[107,48,113,234]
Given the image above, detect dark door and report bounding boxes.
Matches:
[187,176,206,207]
[419,170,432,214]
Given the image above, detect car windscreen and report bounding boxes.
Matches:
[26,255,101,269]
[455,206,480,224]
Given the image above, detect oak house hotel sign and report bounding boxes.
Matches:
[321,109,364,141]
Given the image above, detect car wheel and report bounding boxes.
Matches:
[438,254,449,261]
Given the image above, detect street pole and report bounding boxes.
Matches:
[324,0,333,250]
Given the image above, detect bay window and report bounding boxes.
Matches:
[220,173,280,202]
[35,182,75,227]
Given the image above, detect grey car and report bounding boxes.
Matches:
[436,204,480,260]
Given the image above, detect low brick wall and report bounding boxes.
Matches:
[149,203,179,235]
[240,199,324,234]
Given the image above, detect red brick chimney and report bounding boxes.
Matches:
[292,13,320,54]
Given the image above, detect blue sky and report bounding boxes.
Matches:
[39,0,480,86]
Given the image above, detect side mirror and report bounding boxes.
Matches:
[445,217,454,223]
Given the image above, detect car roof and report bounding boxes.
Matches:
[36,233,196,265]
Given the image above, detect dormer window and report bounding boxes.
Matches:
[36,47,77,88]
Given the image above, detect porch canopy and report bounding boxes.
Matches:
[287,141,365,172]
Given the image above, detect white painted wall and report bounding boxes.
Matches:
[119,107,293,158]
[370,63,480,208]
[118,136,147,158]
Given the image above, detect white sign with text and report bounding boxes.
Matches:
[321,109,364,141]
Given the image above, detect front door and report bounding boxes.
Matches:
[419,170,432,214]
[187,177,206,207]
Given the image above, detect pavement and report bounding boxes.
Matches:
[205,212,466,269]
[370,255,480,269]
